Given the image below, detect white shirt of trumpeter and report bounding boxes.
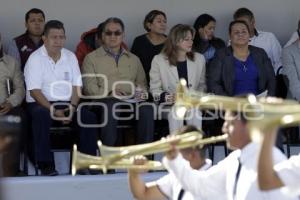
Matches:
[148,159,212,200]
[24,45,82,102]
[249,30,282,74]
[163,142,297,200]
[275,154,300,197]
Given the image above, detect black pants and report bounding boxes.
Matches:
[27,102,98,165]
[90,98,155,146]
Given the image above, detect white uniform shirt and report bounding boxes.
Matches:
[152,159,212,200]
[24,45,82,102]
[163,142,297,200]
[275,154,300,196]
[249,30,282,74]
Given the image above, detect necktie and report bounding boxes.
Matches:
[233,158,242,199]
[177,188,185,200]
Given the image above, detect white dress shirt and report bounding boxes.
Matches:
[275,154,300,196]
[249,30,282,74]
[151,159,212,200]
[163,142,297,200]
[24,45,82,102]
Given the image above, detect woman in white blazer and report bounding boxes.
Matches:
[150,24,206,133]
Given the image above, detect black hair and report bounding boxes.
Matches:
[193,13,216,31]
[177,125,207,158]
[102,17,125,32]
[96,22,105,38]
[43,20,65,36]
[193,14,216,51]
[25,8,45,22]
[233,7,254,20]
[143,10,166,32]
[228,20,250,35]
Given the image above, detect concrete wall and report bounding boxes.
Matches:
[1,0,299,51]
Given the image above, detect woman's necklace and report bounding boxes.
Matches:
[234,51,249,72]
[240,60,247,72]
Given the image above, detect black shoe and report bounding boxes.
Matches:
[40,167,58,176]
[38,162,58,176]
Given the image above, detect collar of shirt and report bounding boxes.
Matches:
[103,46,128,62]
[40,45,67,63]
[199,159,212,171]
[239,142,259,164]
[250,29,261,40]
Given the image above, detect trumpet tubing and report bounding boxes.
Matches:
[72,145,165,175]
[72,132,228,173]
[176,78,300,142]
[176,79,300,115]
[99,131,228,167]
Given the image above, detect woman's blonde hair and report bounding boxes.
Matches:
[162,24,195,66]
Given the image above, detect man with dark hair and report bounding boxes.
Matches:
[163,110,296,200]
[0,33,25,176]
[233,7,282,74]
[75,22,128,68]
[82,17,154,147]
[7,8,45,71]
[24,20,98,176]
[128,126,211,200]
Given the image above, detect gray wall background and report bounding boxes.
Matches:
[1,0,299,51]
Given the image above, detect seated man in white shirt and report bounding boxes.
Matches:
[258,125,300,196]
[24,20,98,176]
[233,7,282,74]
[128,125,211,200]
[163,110,296,200]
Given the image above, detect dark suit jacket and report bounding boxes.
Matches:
[207,45,276,96]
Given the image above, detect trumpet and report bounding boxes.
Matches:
[175,79,300,142]
[99,132,228,166]
[72,145,165,175]
[72,131,228,174]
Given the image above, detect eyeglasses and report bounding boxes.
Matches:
[104,31,123,36]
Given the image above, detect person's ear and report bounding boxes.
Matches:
[146,22,152,31]
[42,35,46,43]
[25,21,29,30]
[251,18,256,27]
